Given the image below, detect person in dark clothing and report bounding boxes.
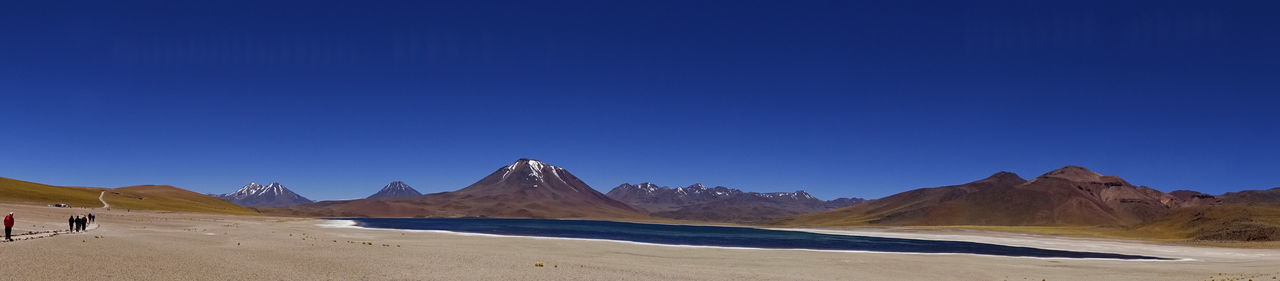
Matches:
[68,216,75,232]
[89,213,95,223]
[4,212,14,241]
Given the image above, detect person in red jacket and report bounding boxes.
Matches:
[3,212,13,241]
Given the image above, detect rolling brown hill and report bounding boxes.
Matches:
[780,166,1181,227]
[0,176,258,215]
[1134,204,1280,241]
[1219,187,1280,205]
[262,159,647,219]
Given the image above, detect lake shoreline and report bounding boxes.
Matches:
[331,217,1179,261]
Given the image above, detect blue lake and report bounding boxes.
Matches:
[345,218,1168,260]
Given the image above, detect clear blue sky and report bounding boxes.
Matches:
[2,0,1277,201]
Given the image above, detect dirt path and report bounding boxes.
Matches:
[99,191,110,209]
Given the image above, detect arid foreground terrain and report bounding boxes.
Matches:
[1,203,1278,281]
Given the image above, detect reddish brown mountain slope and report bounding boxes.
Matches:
[781,166,1182,227]
[263,159,646,219]
[1167,190,1222,207]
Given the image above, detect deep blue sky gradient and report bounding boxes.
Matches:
[2,0,1278,200]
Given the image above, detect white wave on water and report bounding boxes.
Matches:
[316,219,360,228]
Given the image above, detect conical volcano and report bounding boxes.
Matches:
[440,159,641,217]
[366,181,423,199]
[460,159,591,193]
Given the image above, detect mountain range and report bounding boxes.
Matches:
[185,160,1280,241]
[214,182,314,207]
[234,162,1279,239]
[779,166,1280,241]
[5,160,1279,241]
[261,159,646,219]
[607,183,864,223]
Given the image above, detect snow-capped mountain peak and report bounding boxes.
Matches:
[495,159,573,187]
[637,182,659,193]
[216,181,313,207]
[230,182,264,196]
[225,182,284,199]
[476,159,590,193]
[612,183,665,194]
[385,181,411,190]
[263,182,286,195]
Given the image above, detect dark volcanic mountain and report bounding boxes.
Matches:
[784,166,1182,227]
[216,182,314,207]
[824,197,867,209]
[366,181,423,199]
[606,183,741,213]
[265,159,645,219]
[607,183,865,223]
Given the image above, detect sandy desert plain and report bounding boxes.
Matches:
[0,203,1277,281]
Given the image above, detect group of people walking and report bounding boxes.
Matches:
[69,213,94,232]
[0,211,103,242]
